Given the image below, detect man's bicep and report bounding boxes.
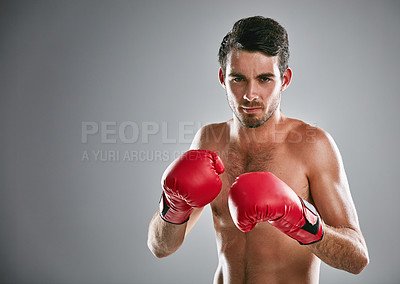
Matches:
[308,130,360,230]
[186,124,219,234]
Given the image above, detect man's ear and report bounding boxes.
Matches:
[281,67,293,92]
[218,68,226,89]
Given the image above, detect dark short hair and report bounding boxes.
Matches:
[218,16,289,78]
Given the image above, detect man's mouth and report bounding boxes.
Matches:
[241,106,262,113]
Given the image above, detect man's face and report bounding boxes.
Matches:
[220,50,288,128]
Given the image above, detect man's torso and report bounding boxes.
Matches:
[200,117,321,284]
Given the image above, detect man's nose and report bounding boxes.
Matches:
[243,80,259,101]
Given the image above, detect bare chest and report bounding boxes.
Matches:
[221,142,308,190]
[211,143,311,220]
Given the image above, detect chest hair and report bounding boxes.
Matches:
[222,143,275,186]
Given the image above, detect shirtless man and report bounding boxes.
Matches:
[147,16,369,283]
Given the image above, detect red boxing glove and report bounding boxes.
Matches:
[228,172,324,245]
[160,150,225,224]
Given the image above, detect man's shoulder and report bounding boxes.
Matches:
[285,118,332,147]
[202,121,230,133]
[190,121,230,151]
[285,118,340,168]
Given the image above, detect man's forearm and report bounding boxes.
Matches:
[147,211,187,258]
[308,224,369,274]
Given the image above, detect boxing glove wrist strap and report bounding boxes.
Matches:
[159,192,193,225]
[297,197,324,245]
[271,197,324,245]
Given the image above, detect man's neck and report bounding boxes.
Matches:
[229,111,286,147]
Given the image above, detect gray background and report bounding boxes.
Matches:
[1,0,399,283]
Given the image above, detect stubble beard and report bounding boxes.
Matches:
[227,94,281,129]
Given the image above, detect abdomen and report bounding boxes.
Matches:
[213,220,321,284]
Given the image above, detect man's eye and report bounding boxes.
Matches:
[233,77,243,82]
[260,77,271,82]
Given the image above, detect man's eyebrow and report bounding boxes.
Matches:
[228,72,276,78]
[257,73,276,78]
[228,72,245,77]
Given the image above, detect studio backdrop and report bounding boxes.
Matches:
[1,0,400,283]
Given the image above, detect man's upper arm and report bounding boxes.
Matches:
[307,128,361,230]
[185,124,220,234]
